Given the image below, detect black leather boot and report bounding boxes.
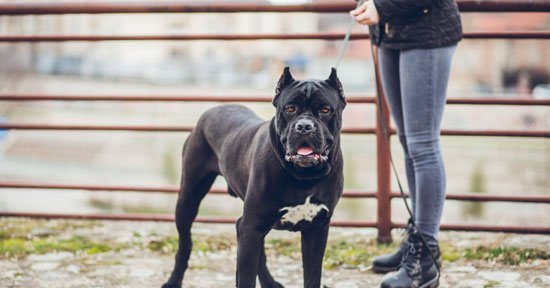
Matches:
[379,227,441,288]
[372,219,415,273]
[372,237,410,273]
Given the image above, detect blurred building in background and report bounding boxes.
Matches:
[0,2,548,95]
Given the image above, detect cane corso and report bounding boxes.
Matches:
[162,67,346,288]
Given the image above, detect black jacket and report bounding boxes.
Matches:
[369,0,463,50]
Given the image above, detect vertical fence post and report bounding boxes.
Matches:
[373,46,393,243]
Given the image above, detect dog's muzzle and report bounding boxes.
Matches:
[285,147,330,168]
[281,118,332,168]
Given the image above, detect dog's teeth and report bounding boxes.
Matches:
[285,153,292,161]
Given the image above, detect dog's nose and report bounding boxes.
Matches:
[294,119,316,134]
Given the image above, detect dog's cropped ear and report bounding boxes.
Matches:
[273,67,295,107]
[326,68,346,106]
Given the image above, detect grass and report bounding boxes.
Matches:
[440,242,461,262]
[142,234,400,270]
[0,219,113,258]
[323,239,397,269]
[0,218,98,240]
[463,246,550,265]
[1,219,548,269]
[147,233,235,254]
[484,280,500,288]
[0,236,120,258]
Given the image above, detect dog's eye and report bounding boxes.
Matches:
[286,105,296,113]
[320,107,330,114]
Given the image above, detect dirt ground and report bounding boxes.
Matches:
[0,219,549,288]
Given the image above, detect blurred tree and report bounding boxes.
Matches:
[162,150,180,185]
[462,162,487,219]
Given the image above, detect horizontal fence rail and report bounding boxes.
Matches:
[0,95,375,103]
[0,212,381,228]
[0,181,378,199]
[1,94,549,106]
[0,212,547,234]
[389,193,550,204]
[1,181,548,203]
[0,0,549,15]
[0,124,378,134]
[392,222,550,234]
[0,123,547,138]
[0,31,548,42]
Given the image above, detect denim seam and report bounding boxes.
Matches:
[420,49,436,234]
[432,49,442,238]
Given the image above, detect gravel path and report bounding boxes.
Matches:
[0,219,548,288]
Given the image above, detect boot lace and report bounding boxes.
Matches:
[401,240,423,277]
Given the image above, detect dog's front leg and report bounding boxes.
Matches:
[301,224,330,288]
[236,216,268,288]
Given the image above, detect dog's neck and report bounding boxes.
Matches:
[268,119,340,181]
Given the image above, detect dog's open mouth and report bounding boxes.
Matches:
[285,144,329,167]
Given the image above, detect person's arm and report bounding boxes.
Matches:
[373,0,435,22]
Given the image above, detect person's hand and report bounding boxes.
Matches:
[350,0,380,26]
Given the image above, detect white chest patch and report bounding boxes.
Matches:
[279,196,329,225]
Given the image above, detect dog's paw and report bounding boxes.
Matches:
[161,282,181,288]
[261,282,284,288]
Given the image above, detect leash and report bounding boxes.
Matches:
[334,0,365,70]
[336,0,441,275]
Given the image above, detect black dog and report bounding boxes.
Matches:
[162,67,346,288]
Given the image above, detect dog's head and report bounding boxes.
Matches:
[270,67,346,178]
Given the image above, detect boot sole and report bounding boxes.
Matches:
[419,274,439,288]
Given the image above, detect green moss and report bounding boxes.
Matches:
[268,237,399,270]
[484,280,500,288]
[0,230,10,240]
[0,218,99,240]
[323,239,398,269]
[0,238,27,257]
[440,242,461,262]
[267,238,548,269]
[147,234,235,254]
[266,238,301,258]
[0,219,107,258]
[463,246,549,265]
[2,219,547,269]
[194,236,234,253]
[148,236,178,253]
[0,235,122,258]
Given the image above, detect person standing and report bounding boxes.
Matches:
[351,0,462,287]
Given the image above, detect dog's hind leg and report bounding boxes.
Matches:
[258,246,284,288]
[162,132,219,288]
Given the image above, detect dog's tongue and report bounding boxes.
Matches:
[297,146,314,156]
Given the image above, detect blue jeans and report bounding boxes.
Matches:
[378,45,456,239]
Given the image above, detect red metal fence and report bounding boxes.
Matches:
[0,0,549,242]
